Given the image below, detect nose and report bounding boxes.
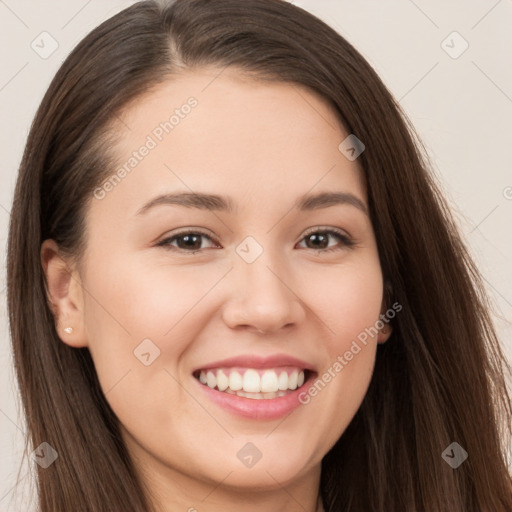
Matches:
[221,250,306,335]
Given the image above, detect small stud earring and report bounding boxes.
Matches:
[64,327,73,334]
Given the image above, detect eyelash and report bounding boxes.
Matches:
[157,227,355,254]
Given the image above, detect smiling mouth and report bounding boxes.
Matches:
[193,367,311,400]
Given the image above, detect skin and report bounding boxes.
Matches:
[42,67,391,512]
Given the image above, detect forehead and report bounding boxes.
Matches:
[89,68,366,221]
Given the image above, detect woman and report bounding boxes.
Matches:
[7,0,512,510]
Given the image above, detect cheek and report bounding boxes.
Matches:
[296,256,384,349]
[329,260,383,382]
[80,258,208,434]
[84,253,222,340]
[295,257,383,436]
[81,254,232,388]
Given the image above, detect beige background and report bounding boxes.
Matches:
[1,0,511,509]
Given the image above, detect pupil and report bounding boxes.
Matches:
[180,234,201,250]
[309,233,327,249]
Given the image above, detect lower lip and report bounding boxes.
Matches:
[194,375,313,420]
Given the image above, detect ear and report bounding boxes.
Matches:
[377,321,392,344]
[377,296,393,344]
[41,239,88,348]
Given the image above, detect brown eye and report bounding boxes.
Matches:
[158,230,218,253]
[297,229,354,252]
[304,232,330,250]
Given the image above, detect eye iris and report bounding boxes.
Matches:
[178,234,202,250]
[307,233,328,249]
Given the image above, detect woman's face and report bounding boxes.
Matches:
[44,68,390,503]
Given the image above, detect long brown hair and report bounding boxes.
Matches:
[7,0,512,510]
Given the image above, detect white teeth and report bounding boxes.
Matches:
[235,390,288,400]
[206,371,216,389]
[243,369,260,393]
[236,390,257,399]
[260,370,279,393]
[288,370,298,390]
[216,370,229,391]
[197,368,307,396]
[229,371,243,391]
[278,371,288,391]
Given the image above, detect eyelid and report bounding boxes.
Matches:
[297,226,356,251]
[157,227,220,247]
[300,225,352,241]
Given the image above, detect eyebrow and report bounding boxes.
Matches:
[136,192,235,215]
[296,191,368,215]
[135,191,368,216]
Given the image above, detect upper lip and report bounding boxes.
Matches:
[193,354,316,373]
